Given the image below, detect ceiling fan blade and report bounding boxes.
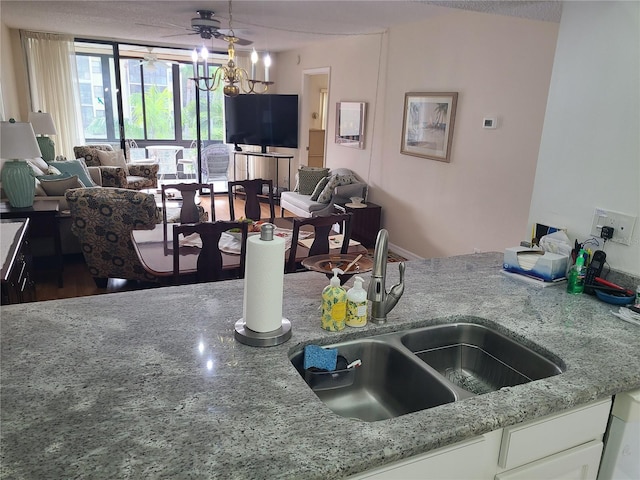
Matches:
[135,22,189,31]
[234,37,253,47]
[160,32,200,39]
[213,32,253,47]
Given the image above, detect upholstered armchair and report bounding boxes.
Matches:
[73,144,159,190]
[66,187,160,287]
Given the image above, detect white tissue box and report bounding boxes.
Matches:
[503,247,568,281]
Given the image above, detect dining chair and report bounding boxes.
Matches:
[228,178,275,223]
[285,213,353,274]
[172,221,248,283]
[161,183,214,224]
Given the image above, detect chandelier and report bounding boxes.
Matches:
[190,0,273,97]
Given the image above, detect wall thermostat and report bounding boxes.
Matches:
[483,117,497,129]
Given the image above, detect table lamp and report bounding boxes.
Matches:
[28,111,57,162]
[1,119,42,208]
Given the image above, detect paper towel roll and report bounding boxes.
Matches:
[243,233,286,332]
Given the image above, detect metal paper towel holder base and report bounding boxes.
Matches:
[234,318,292,347]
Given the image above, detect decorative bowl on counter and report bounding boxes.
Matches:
[302,253,373,285]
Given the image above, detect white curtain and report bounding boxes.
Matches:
[21,31,84,159]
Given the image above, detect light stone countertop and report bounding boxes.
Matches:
[1,253,639,479]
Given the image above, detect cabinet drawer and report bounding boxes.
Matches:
[498,398,611,470]
[496,440,603,480]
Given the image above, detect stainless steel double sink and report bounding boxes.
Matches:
[290,318,565,422]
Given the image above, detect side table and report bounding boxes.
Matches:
[0,200,63,287]
[334,202,382,248]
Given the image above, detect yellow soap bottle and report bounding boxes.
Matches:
[321,268,347,331]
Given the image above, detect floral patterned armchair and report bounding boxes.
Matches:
[66,187,160,287]
[73,144,159,190]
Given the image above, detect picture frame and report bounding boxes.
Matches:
[400,92,458,162]
[335,101,366,149]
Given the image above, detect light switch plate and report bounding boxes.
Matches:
[590,208,636,245]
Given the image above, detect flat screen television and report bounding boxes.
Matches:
[224,94,299,153]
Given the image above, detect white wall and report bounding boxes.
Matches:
[276,10,558,261]
[528,1,640,275]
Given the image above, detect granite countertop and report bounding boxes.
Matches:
[2,253,639,479]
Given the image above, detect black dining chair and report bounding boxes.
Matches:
[286,213,353,274]
[228,178,276,223]
[162,183,214,224]
[172,220,248,284]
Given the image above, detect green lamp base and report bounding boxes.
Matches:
[36,136,55,162]
[1,160,35,208]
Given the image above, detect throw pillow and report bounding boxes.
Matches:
[39,174,82,196]
[48,159,97,187]
[36,172,71,182]
[73,145,113,167]
[26,159,47,176]
[29,157,50,173]
[310,176,330,201]
[96,149,129,175]
[316,173,357,204]
[297,167,329,195]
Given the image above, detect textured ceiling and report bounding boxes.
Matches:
[0,1,562,53]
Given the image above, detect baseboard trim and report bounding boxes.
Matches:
[388,241,422,261]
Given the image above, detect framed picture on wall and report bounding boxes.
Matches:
[400,92,458,162]
[335,101,366,149]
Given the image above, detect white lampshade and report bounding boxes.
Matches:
[28,111,57,135]
[0,120,43,159]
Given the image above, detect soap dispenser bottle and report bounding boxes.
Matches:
[346,276,368,327]
[567,249,586,294]
[321,268,347,331]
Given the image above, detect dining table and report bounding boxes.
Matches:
[131,218,368,281]
[145,145,185,179]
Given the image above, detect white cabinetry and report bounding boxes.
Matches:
[496,441,604,480]
[348,398,612,480]
[349,430,502,480]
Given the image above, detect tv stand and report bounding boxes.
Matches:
[234,144,242,152]
[233,151,294,199]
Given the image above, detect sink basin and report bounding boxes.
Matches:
[400,323,565,395]
[290,339,457,422]
[290,319,565,422]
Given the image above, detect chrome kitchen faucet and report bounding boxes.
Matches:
[367,229,405,324]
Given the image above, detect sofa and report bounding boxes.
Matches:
[280,168,367,217]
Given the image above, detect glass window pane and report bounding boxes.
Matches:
[74,43,119,143]
[120,59,144,139]
[143,63,174,140]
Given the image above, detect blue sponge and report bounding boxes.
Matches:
[303,345,338,371]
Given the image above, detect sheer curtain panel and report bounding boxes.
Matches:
[21,31,84,158]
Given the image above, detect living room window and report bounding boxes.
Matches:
[74,40,225,147]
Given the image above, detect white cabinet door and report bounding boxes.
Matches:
[495,441,604,480]
[348,430,502,480]
[498,399,611,470]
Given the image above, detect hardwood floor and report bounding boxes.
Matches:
[34,193,290,302]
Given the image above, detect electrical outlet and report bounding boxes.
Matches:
[590,208,637,245]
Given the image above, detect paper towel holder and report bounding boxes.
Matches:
[235,222,292,346]
[234,318,292,347]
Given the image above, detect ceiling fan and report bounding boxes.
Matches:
[138,47,178,68]
[160,9,252,46]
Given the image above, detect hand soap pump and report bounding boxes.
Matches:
[321,268,347,331]
[346,276,368,327]
[567,249,586,294]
